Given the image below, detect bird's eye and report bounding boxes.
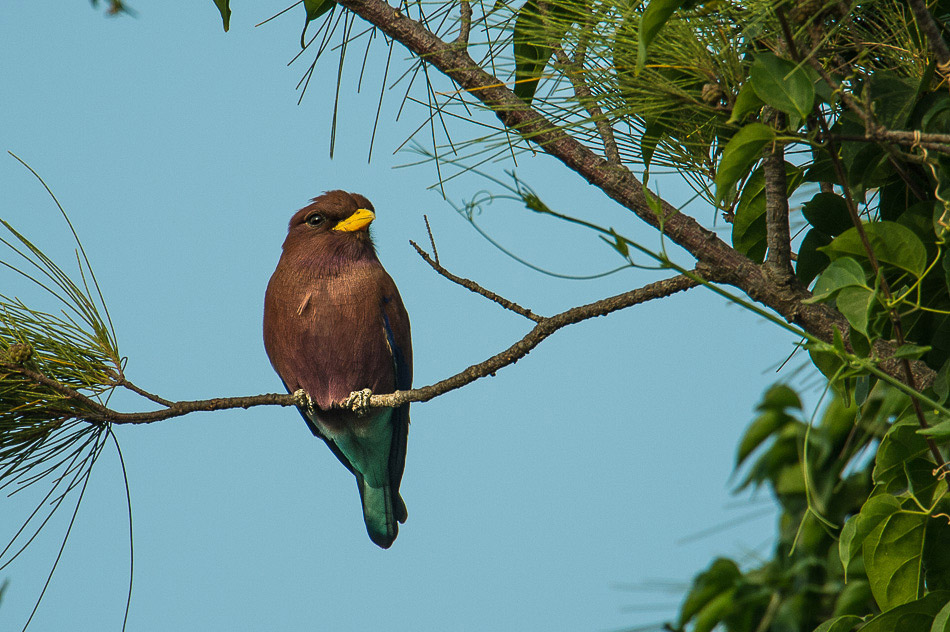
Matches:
[306,214,325,227]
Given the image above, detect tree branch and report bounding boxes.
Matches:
[907,0,950,64]
[409,239,543,322]
[336,270,702,410]
[763,129,794,282]
[552,46,621,165]
[4,264,701,424]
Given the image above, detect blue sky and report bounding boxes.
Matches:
[2,3,799,631]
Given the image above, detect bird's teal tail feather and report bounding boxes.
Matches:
[356,475,406,549]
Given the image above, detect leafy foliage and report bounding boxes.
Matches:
[677,384,950,632]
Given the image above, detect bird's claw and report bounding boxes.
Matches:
[344,388,373,417]
[293,389,314,413]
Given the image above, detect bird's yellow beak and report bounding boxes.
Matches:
[332,208,376,232]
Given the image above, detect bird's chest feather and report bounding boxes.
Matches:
[268,267,396,409]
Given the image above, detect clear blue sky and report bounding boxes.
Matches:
[2,3,799,631]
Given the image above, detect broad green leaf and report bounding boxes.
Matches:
[691,587,736,632]
[513,1,548,103]
[820,222,928,278]
[893,344,932,360]
[805,257,867,303]
[301,0,334,48]
[758,384,802,411]
[736,411,785,468]
[727,82,764,124]
[925,519,950,593]
[678,558,740,626]
[802,192,853,237]
[869,70,918,130]
[840,494,902,577]
[934,358,950,404]
[749,53,815,120]
[715,123,775,206]
[637,0,683,71]
[864,511,927,610]
[919,419,950,439]
[874,422,932,486]
[833,581,874,618]
[836,286,875,337]
[933,599,950,632]
[860,591,950,632]
[213,0,231,31]
[512,0,583,103]
[731,162,803,261]
[797,229,832,286]
[640,118,666,182]
[813,615,862,632]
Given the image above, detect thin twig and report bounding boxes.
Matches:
[423,214,440,265]
[553,46,621,165]
[409,240,542,321]
[455,0,472,49]
[339,271,703,409]
[116,377,173,407]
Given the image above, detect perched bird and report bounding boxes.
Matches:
[263,191,412,548]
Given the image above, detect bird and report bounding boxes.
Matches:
[263,191,412,548]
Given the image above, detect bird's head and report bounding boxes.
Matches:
[281,191,379,268]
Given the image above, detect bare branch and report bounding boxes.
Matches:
[338,271,703,410]
[409,240,543,322]
[763,136,794,282]
[4,268,701,425]
[553,46,621,165]
[454,0,472,49]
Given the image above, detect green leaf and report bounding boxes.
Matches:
[637,0,683,71]
[860,591,950,632]
[893,343,932,360]
[833,581,874,618]
[918,419,950,439]
[758,384,802,411]
[736,410,786,468]
[802,192,853,237]
[640,118,666,182]
[301,0,334,48]
[820,221,928,278]
[513,1,548,103]
[840,494,902,578]
[715,123,775,206]
[512,0,583,103]
[864,510,927,610]
[749,53,815,121]
[213,0,231,31]
[797,229,833,286]
[932,599,950,632]
[727,82,764,124]
[836,286,876,336]
[678,558,741,626]
[691,587,736,632]
[805,257,867,302]
[925,519,950,593]
[874,422,932,486]
[813,615,863,632]
[869,70,918,130]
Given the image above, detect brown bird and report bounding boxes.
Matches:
[263,191,412,548]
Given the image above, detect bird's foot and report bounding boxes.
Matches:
[293,389,314,413]
[343,388,373,417]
